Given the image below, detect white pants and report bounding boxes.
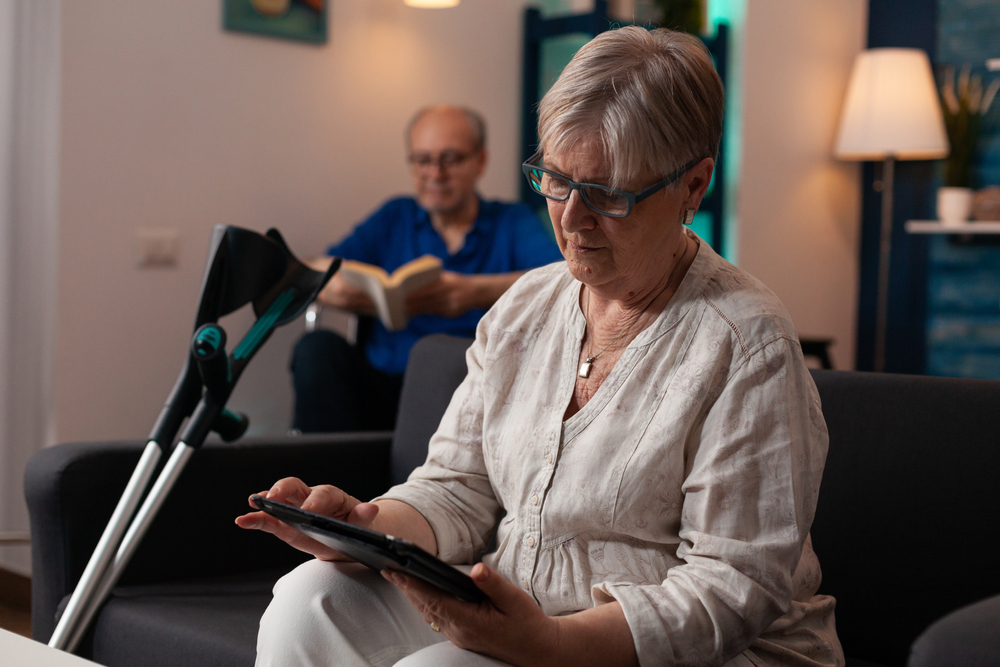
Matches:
[255,559,512,667]
[256,559,758,667]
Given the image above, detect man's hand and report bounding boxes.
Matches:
[405,270,525,319]
[235,477,379,561]
[307,257,376,314]
[405,271,477,319]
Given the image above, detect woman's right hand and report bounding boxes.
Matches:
[235,477,380,562]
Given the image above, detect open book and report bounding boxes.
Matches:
[337,255,443,331]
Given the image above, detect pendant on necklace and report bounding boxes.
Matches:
[578,358,594,379]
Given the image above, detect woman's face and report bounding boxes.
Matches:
[545,139,711,300]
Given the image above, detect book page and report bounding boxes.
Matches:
[337,261,393,327]
[335,255,442,331]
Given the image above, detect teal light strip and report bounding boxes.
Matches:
[233,289,295,360]
[707,0,745,263]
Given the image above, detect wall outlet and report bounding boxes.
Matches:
[136,228,180,268]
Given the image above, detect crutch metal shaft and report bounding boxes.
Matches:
[48,441,163,649]
[64,442,196,653]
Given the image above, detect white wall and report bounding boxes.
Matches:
[55,0,868,441]
[56,0,533,442]
[1,0,60,576]
[0,0,867,576]
[0,0,18,573]
[738,0,867,370]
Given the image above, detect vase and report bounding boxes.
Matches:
[937,187,973,226]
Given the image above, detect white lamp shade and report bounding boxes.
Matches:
[835,48,949,161]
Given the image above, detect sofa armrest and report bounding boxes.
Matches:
[25,432,392,642]
[908,594,1000,667]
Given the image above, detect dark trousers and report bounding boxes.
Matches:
[290,330,404,433]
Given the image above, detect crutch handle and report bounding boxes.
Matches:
[149,362,202,449]
[192,324,231,398]
[212,409,249,442]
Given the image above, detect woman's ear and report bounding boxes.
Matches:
[682,157,715,209]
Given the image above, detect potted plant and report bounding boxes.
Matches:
[938,65,999,224]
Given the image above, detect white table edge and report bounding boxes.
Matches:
[0,627,101,666]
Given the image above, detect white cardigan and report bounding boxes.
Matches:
[382,234,843,667]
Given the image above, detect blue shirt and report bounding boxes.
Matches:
[327,196,563,375]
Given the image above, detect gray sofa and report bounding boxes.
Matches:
[25,334,1000,666]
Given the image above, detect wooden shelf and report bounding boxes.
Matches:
[906,220,1000,234]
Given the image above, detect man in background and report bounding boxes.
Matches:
[293,105,561,433]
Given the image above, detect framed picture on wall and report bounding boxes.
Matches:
[223,0,328,45]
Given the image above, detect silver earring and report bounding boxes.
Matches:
[683,208,696,225]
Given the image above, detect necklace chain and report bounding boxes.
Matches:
[578,237,691,379]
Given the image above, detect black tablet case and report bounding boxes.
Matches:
[250,496,486,603]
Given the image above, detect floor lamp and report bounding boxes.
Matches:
[835,48,949,372]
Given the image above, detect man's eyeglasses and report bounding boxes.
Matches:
[521,154,699,218]
[408,150,477,172]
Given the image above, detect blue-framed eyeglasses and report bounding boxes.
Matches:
[521,153,699,218]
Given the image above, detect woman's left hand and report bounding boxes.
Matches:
[383,562,559,666]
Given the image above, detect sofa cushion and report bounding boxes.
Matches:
[26,433,392,643]
[390,335,473,485]
[810,370,1000,667]
[89,572,284,667]
[907,594,1000,667]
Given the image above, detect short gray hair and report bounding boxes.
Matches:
[405,105,487,152]
[537,26,724,189]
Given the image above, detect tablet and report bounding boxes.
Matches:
[250,495,487,603]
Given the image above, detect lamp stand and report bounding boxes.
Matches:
[874,155,895,372]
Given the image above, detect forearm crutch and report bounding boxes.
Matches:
[48,225,338,653]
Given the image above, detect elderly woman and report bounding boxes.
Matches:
[238,26,843,667]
